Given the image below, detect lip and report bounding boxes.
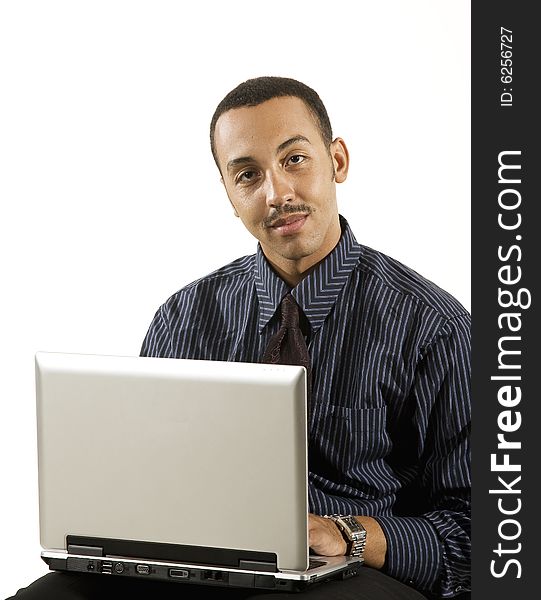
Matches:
[269,214,308,236]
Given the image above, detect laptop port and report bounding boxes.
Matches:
[169,568,189,579]
[100,561,113,575]
[114,562,125,574]
[202,570,226,582]
[136,564,150,575]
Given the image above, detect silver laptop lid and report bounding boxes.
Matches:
[35,352,308,571]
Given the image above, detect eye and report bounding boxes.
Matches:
[237,170,259,184]
[287,154,305,165]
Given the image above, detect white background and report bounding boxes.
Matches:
[0,1,470,597]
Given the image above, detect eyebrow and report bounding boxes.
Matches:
[276,135,311,153]
[226,135,312,174]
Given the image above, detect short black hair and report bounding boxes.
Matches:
[209,76,333,169]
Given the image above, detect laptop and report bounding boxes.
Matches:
[35,351,362,592]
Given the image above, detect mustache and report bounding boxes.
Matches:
[263,204,313,228]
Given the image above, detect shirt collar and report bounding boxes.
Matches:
[254,215,362,334]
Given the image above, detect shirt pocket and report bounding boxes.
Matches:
[311,406,391,483]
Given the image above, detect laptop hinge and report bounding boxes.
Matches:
[238,559,277,573]
[67,544,104,557]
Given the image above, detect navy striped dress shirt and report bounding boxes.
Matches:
[140,215,471,597]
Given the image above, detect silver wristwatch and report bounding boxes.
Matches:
[324,514,367,559]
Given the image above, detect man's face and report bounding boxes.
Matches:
[214,96,349,280]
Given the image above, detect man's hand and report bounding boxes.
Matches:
[308,514,347,556]
[308,513,388,569]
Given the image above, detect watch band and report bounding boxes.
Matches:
[324,514,367,559]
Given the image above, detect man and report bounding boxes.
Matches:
[8,77,470,600]
[140,77,471,599]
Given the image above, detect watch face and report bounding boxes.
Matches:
[336,516,366,557]
[342,516,359,530]
[324,515,366,557]
[341,516,365,534]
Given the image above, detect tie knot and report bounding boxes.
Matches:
[280,294,300,328]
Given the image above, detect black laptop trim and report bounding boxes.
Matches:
[66,535,278,572]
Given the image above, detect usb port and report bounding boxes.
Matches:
[169,569,189,579]
[136,564,150,575]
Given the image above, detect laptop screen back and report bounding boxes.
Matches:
[35,352,308,571]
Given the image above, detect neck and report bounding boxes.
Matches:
[267,261,310,288]
[264,222,343,287]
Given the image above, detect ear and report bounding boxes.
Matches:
[330,137,349,183]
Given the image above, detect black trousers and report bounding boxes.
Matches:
[6,569,432,600]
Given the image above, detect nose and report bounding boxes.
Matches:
[263,169,295,208]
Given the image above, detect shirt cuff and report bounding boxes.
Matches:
[373,515,442,593]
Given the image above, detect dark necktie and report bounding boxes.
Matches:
[261,293,312,402]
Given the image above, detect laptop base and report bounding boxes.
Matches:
[42,552,362,593]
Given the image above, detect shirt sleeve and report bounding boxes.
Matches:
[374,312,471,598]
[140,305,173,358]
